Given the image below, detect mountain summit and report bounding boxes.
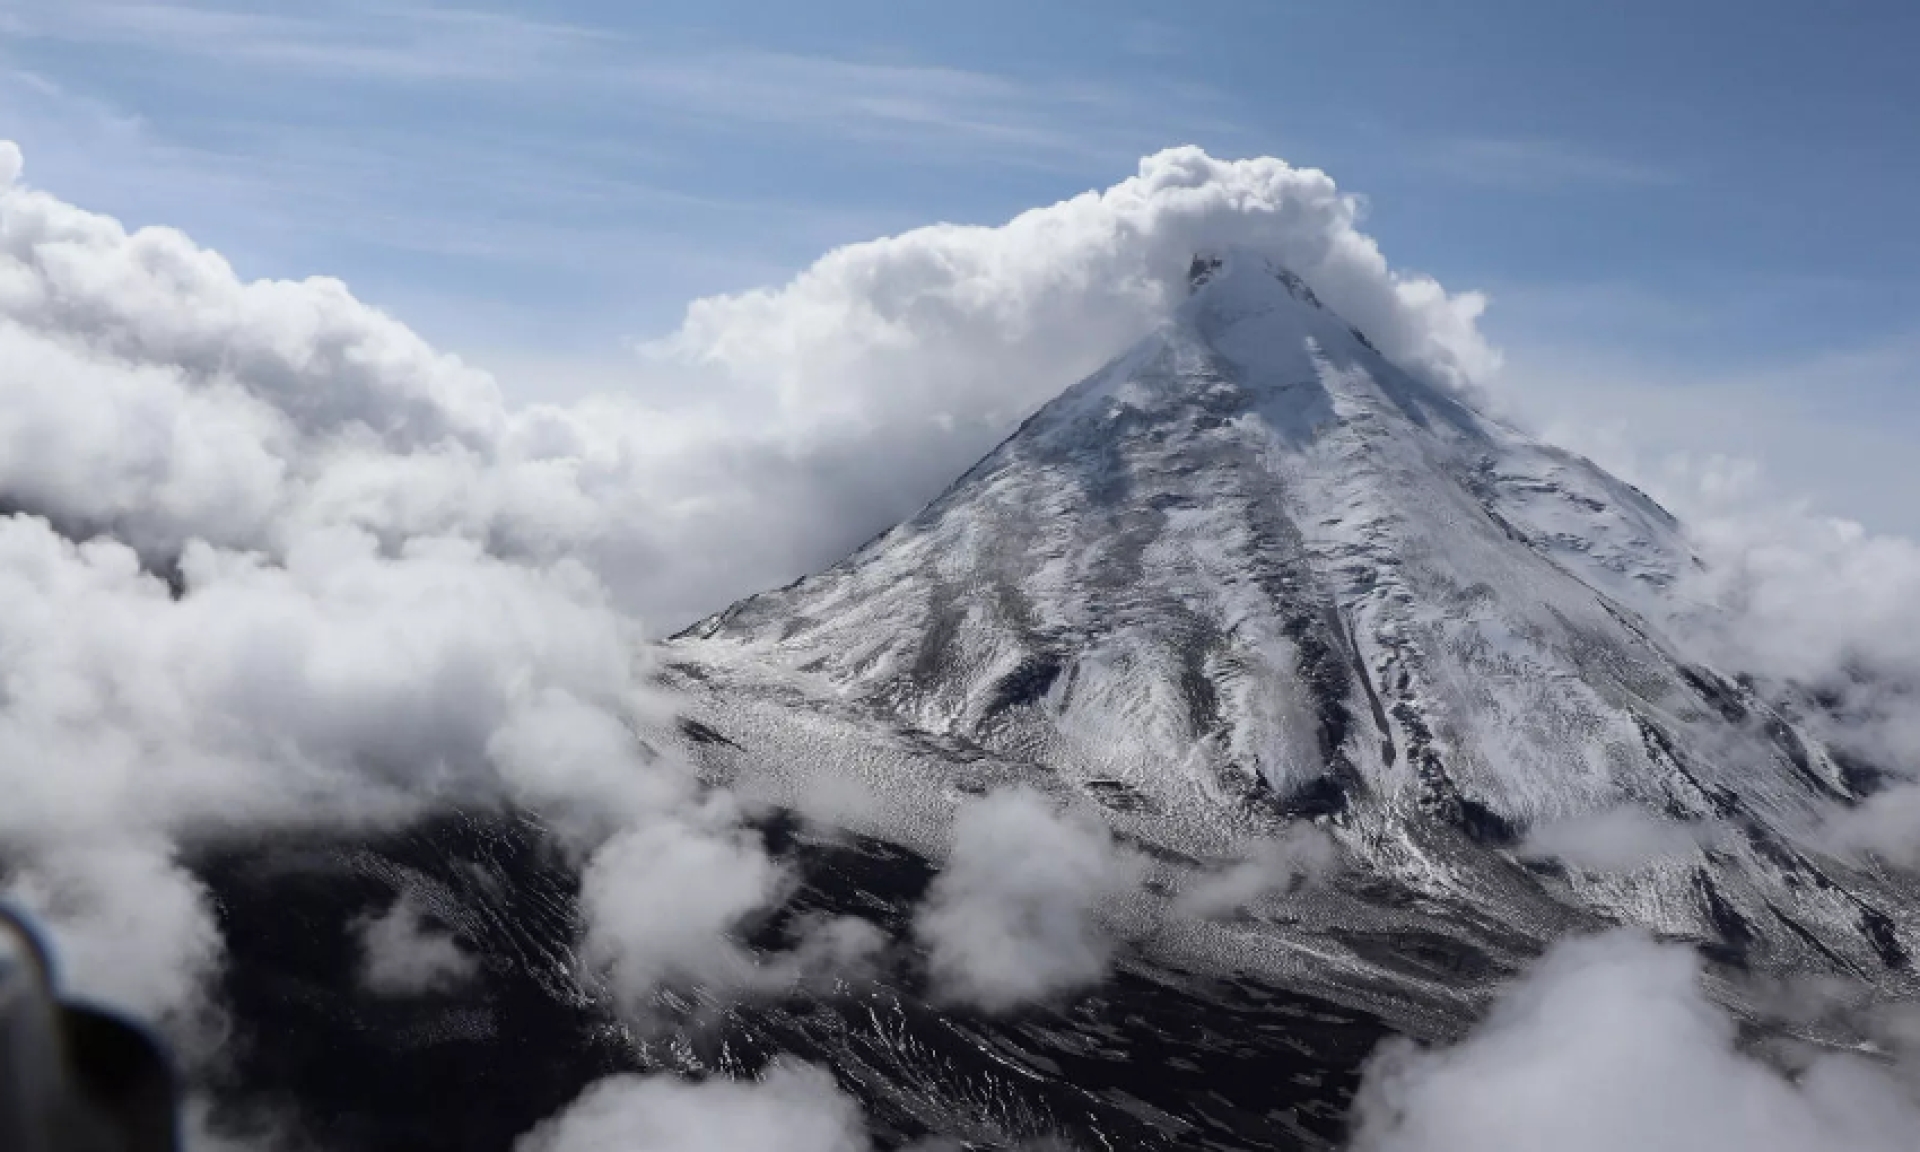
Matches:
[670,247,1913,1014]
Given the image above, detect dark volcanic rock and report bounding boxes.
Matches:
[192,811,1391,1152]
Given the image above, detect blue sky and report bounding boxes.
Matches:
[3,0,1917,530]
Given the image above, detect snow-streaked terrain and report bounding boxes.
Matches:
[663,248,1917,1026]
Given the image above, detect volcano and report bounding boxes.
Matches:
[197,248,1916,1150]
[668,247,1915,990]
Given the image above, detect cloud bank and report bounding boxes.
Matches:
[0,142,845,1076]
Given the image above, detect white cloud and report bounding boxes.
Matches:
[1174,825,1339,919]
[1824,784,1920,868]
[1645,466,1920,865]
[355,894,480,998]
[1349,930,1920,1152]
[766,914,889,988]
[913,789,1143,1013]
[0,516,641,841]
[514,1060,870,1152]
[1519,807,1716,872]
[658,143,1496,425]
[577,817,787,1010]
[1679,495,1920,693]
[0,173,501,450]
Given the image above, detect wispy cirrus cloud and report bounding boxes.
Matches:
[2,1,612,84]
[3,0,1233,164]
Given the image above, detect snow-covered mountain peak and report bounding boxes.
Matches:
[1186,247,1325,313]
[1167,246,1407,413]
[668,255,1917,991]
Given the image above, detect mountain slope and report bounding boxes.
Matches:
[665,249,1914,1014]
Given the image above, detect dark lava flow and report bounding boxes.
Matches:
[191,812,1391,1151]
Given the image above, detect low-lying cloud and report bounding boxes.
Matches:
[1349,930,1920,1152]
[355,893,480,998]
[1680,485,1920,697]
[577,816,786,1008]
[1648,460,1920,870]
[0,497,827,1056]
[1823,784,1920,868]
[1174,825,1339,919]
[913,788,1143,1012]
[514,1060,870,1152]
[1518,806,1717,872]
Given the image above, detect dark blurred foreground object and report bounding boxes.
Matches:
[0,905,179,1152]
